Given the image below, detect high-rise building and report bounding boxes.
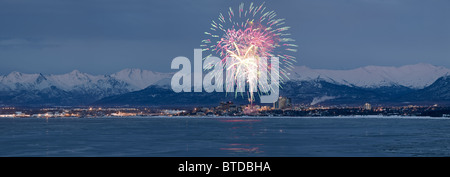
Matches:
[364,103,372,110]
[274,96,292,109]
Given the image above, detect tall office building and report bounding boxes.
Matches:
[364,103,372,110]
[274,96,292,109]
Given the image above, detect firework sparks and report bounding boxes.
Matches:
[201,2,297,103]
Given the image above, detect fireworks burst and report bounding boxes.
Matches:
[201,2,297,103]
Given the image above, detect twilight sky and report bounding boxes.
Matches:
[0,0,449,75]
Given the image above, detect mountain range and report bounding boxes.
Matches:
[0,69,171,106]
[289,63,450,89]
[1,63,449,107]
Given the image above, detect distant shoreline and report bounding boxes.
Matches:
[1,115,450,119]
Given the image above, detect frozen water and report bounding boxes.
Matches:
[0,117,450,157]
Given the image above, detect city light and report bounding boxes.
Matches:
[1,100,449,118]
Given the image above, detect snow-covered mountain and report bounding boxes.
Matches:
[0,72,50,91]
[1,63,449,106]
[110,68,173,90]
[0,69,172,92]
[290,63,450,89]
[1,63,448,92]
[0,69,172,105]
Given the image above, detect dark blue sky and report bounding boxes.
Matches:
[0,0,449,74]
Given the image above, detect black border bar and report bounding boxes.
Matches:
[1,157,447,176]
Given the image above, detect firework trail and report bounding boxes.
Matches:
[201,2,297,103]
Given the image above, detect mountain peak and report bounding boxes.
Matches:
[111,68,171,90]
[290,63,450,89]
[68,69,84,75]
[4,71,41,83]
[7,71,23,77]
[120,68,141,72]
[35,73,47,83]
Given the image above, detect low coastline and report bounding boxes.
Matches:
[2,115,449,119]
